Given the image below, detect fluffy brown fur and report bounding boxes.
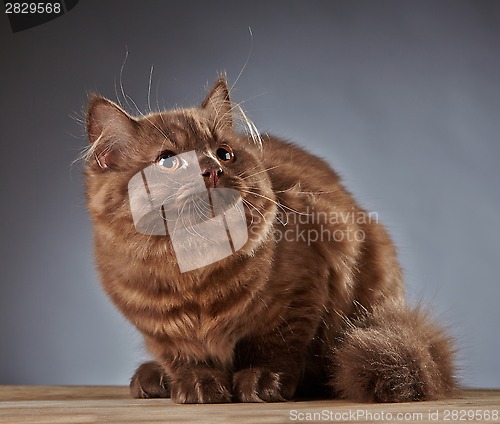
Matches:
[84,78,456,403]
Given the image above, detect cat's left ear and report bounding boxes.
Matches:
[86,95,137,170]
[202,78,233,130]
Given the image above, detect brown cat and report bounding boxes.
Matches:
[84,77,456,403]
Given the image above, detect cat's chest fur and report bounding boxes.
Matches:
[95,234,280,345]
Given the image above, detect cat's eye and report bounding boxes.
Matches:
[216,144,235,163]
[157,151,181,172]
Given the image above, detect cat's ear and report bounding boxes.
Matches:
[86,95,137,169]
[201,78,233,130]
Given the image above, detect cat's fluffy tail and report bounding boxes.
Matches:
[329,301,457,402]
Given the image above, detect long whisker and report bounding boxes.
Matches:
[229,26,254,93]
[193,196,212,221]
[214,99,263,148]
[147,65,154,113]
[240,189,309,217]
[242,194,287,226]
[240,165,281,180]
[119,47,130,109]
[242,198,265,222]
[179,200,197,238]
[238,162,262,178]
[186,203,212,242]
[117,63,175,155]
[241,199,256,228]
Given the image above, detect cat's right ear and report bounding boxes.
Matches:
[86,95,137,169]
[202,78,233,131]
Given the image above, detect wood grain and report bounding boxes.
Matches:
[0,386,498,424]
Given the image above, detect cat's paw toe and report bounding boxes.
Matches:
[233,368,295,402]
[130,361,170,399]
[170,369,232,404]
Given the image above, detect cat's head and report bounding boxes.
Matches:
[84,78,276,269]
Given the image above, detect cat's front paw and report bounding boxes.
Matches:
[130,361,170,399]
[233,367,296,402]
[170,368,232,404]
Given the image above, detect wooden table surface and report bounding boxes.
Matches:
[0,386,498,424]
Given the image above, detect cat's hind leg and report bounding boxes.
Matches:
[130,361,171,399]
[328,303,457,402]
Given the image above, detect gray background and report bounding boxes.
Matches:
[1,0,499,389]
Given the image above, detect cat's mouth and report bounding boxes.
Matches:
[164,188,242,222]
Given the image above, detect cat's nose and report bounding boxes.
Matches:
[201,166,223,187]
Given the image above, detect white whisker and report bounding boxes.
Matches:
[147,65,154,113]
[240,165,281,180]
[119,47,131,110]
[230,27,253,93]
